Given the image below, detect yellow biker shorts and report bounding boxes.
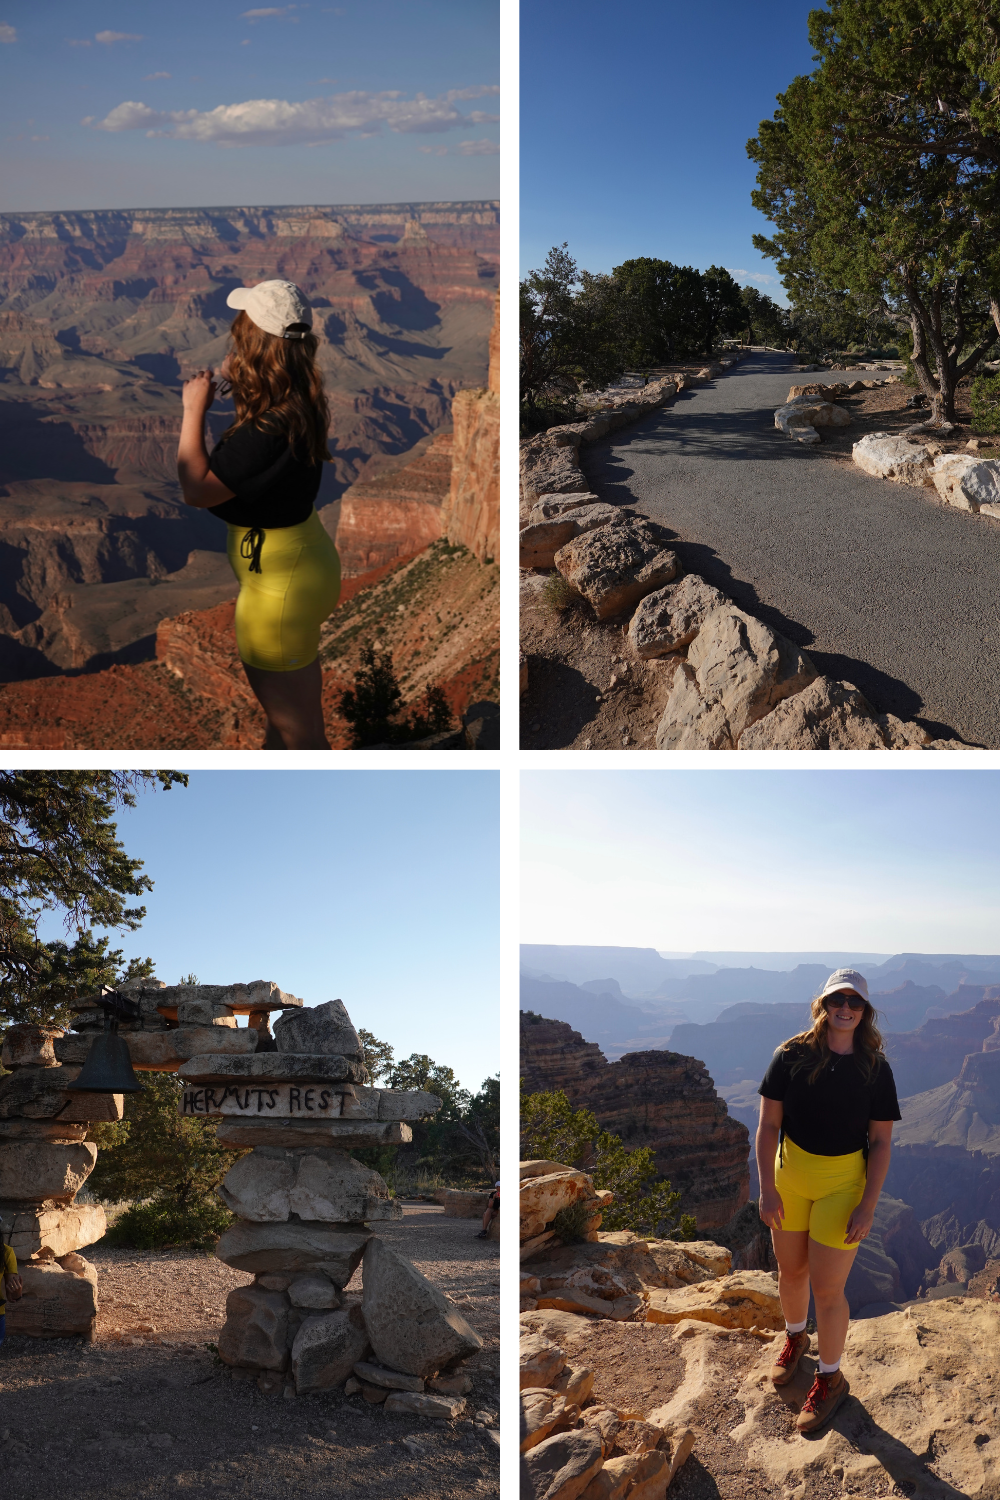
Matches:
[773,1135,866,1250]
[226,509,341,672]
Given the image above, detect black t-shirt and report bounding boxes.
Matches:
[207,419,322,528]
[758,1043,901,1157]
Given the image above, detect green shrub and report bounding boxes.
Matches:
[971,371,1000,435]
[541,575,580,615]
[103,1195,234,1250]
[551,1199,594,1244]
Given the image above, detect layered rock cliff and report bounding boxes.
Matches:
[442,295,500,563]
[333,430,455,577]
[520,1013,749,1229]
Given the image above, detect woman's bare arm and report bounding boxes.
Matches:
[177,369,236,509]
[845,1118,893,1244]
[756,1096,784,1228]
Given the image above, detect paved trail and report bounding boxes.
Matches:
[581,351,1000,746]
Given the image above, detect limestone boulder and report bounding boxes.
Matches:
[521,1160,571,1180]
[520,1331,567,1389]
[628,575,729,659]
[931,452,979,509]
[521,1170,597,1241]
[730,1299,1000,1496]
[5,1255,98,1338]
[521,1427,604,1500]
[519,505,623,569]
[0,1202,106,1260]
[0,1065,82,1118]
[353,1359,423,1392]
[644,1270,783,1329]
[554,519,679,621]
[527,494,603,523]
[643,1239,732,1286]
[215,1118,411,1150]
[292,1301,371,1392]
[287,1274,342,1309]
[52,1033,95,1066]
[125,1027,259,1071]
[383,1390,467,1418]
[361,1236,483,1378]
[215,1221,372,1283]
[775,399,850,441]
[737,676,933,750]
[217,1147,401,1223]
[0,1119,87,1141]
[176,996,237,1027]
[440,1189,492,1219]
[217,1285,290,1371]
[521,1388,571,1452]
[961,457,1000,517]
[177,1053,368,1085]
[852,432,935,484]
[1,1024,62,1070]
[0,1140,97,1202]
[655,607,816,750]
[217,980,304,1014]
[273,999,361,1058]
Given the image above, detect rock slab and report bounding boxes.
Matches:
[361,1236,483,1378]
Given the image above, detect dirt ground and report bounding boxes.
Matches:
[0,1206,499,1500]
[809,373,995,470]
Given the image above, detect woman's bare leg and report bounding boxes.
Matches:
[771,1226,811,1326]
[241,659,329,750]
[808,1240,857,1366]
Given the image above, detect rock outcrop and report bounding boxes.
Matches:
[521,1014,749,1229]
[442,294,499,565]
[333,431,454,577]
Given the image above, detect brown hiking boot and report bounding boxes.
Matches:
[796,1370,850,1432]
[770,1329,810,1386]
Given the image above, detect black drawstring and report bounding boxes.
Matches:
[241,527,265,574]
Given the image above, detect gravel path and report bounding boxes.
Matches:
[0,1206,499,1500]
[581,351,1000,746]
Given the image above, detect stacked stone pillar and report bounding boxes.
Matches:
[180,999,483,1409]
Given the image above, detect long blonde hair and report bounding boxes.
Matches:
[783,991,887,1086]
[220,310,331,466]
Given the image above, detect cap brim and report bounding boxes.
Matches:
[226,288,252,310]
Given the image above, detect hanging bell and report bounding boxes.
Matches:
[66,1012,144,1094]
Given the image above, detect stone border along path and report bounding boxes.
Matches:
[534,349,1000,748]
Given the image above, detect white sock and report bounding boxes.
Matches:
[818,1358,841,1375]
[785,1319,807,1335]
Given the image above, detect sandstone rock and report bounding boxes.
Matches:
[217,1146,400,1224]
[521,1427,604,1500]
[0,1140,97,1202]
[655,607,816,750]
[582,1405,620,1456]
[0,1119,87,1142]
[215,1118,411,1149]
[644,1270,782,1329]
[931,452,979,509]
[287,1274,341,1309]
[361,1236,483,1377]
[522,1160,572,1180]
[519,506,623,569]
[852,432,934,484]
[1,1024,63,1070]
[0,1064,85,1118]
[554,520,679,621]
[550,1362,595,1404]
[353,1359,423,1392]
[291,1303,371,1394]
[427,1371,473,1395]
[775,399,850,441]
[961,458,1000,516]
[273,1000,361,1058]
[521,1387,571,1452]
[215,1221,372,1282]
[440,1189,492,1219]
[176,996,237,1027]
[215,980,304,1015]
[257,1274,292,1291]
[731,1299,1000,1496]
[582,1450,671,1500]
[217,1285,290,1371]
[520,1308,597,1352]
[537,1289,643,1321]
[178,1053,368,1084]
[528,494,603,523]
[737,675,931,750]
[0,1202,106,1259]
[628,575,729,659]
[125,1027,259,1071]
[520,1332,567,1389]
[644,1240,732,1285]
[520,1170,598,1241]
[5,1256,98,1338]
[383,1390,467,1418]
[55,1090,125,1124]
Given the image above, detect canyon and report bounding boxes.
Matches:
[520,1013,749,1230]
[0,203,499,745]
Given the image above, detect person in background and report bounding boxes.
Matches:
[477,1181,500,1239]
[756,968,901,1433]
[2,1237,23,1347]
[177,279,341,750]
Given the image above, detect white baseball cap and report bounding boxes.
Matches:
[226,279,313,339]
[818,968,870,1005]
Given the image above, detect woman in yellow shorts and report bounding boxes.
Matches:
[176,278,340,748]
[757,968,901,1434]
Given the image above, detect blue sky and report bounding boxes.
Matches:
[39,771,500,1094]
[522,770,1000,952]
[520,0,824,301]
[1,1,499,211]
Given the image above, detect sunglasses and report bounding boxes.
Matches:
[824,993,866,1011]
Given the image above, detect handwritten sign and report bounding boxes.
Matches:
[179,1084,364,1119]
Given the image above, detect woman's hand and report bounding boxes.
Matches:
[844,1201,876,1245]
[181,368,217,413]
[758,1184,785,1231]
[5,1272,23,1301]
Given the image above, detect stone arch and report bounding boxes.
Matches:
[1,979,482,1410]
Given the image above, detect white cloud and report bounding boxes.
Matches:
[89,85,501,148]
[0,22,16,43]
[96,30,143,43]
[144,71,171,79]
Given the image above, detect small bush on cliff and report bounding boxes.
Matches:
[552,1199,594,1244]
[521,1083,696,1241]
[338,645,453,747]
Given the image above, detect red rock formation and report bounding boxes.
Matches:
[442,295,499,564]
[521,1013,749,1229]
[334,430,454,577]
